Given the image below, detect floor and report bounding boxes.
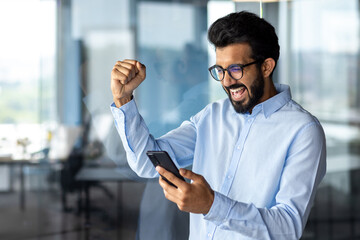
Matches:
[0,175,146,240]
[1,167,360,240]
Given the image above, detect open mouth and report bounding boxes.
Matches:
[230,86,246,101]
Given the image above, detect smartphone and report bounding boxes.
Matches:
[146,151,185,188]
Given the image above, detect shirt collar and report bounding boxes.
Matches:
[230,83,292,117]
[261,83,292,118]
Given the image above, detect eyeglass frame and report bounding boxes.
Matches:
[208,60,261,81]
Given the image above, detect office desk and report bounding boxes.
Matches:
[0,156,42,211]
[76,167,141,182]
[75,166,145,228]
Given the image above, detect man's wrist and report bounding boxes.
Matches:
[114,95,133,108]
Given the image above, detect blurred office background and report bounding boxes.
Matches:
[0,0,359,239]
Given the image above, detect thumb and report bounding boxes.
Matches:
[127,61,146,90]
[136,61,146,78]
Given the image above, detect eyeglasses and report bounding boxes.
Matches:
[208,60,259,81]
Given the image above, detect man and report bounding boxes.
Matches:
[110,11,326,240]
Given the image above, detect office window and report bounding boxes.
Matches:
[278,1,360,238]
[0,0,56,124]
[0,0,56,155]
[136,2,209,137]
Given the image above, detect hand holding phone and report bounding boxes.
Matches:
[146,151,185,188]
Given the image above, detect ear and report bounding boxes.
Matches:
[261,58,276,78]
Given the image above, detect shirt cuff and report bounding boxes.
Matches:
[110,99,138,119]
[204,191,235,226]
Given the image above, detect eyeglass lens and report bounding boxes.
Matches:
[210,65,243,81]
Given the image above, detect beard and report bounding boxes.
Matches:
[223,72,264,114]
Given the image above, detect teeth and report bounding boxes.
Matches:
[230,87,244,93]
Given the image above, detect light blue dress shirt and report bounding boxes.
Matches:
[110,84,326,240]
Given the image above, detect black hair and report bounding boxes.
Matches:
[208,11,280,76]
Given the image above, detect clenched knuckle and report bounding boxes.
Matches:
[123,68,130,76]
[130,66,137,73]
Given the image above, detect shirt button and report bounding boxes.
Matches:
[227,175,232,179]
[237,146,241,150]
[207,233,212,237]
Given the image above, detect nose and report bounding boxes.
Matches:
[222,70,237,87]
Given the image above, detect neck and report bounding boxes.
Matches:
[260,78,277,103]
[248,79,276,114]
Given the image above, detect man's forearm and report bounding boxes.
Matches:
[111,100,160,178]
[204,192,300,240]
[110,99,199,178]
